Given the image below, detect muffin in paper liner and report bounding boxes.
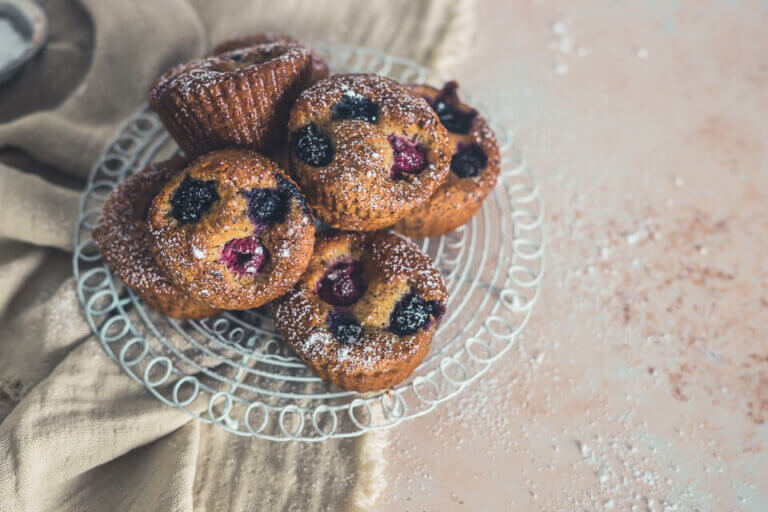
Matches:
[270,231,448,392]
[149,43,312,157]
[147,149,316,311]
[287,74,452,231]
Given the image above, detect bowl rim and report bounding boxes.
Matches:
[0,0,49,83]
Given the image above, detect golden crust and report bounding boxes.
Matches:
[149,43,312,157]
[92,157,219,319]
[270,231,448,392]
[287,74,452,231]
[210,33,329,84]
[147,149,315,310]
[393,82,501,238]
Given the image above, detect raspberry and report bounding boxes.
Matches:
[388,135,426,180]
[450,143,488,178]
[389,292,444,335]
[218,236,269,276]
[170,176,218,224]
[290,123,334,167]
[428,81,477,135]
[316,260,367,307]
[327,310,363,345]
[331,94,380,124]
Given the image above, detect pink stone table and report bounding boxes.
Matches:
[381,1,768,509]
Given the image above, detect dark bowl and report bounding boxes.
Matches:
[0,0,48,85]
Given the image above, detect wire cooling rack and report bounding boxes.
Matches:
[72,43,544,441]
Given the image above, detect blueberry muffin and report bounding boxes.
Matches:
[287,74,452,231]
[394,81,501,238]
[149,43,312,157]
[211,33,329,84]
[147,149,315,310]
[270,231,448,392]
[93,157,219,319]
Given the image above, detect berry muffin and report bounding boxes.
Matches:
[93,157,219,319]
[270,231,448,392]
[147,149,315,310]
[211,33,329,84]
[287,74,452,231]
[149,43,312,157]
[394,81,501,238]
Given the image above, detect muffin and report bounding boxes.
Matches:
[211,33,329,84]
[92,157,219,319]
[148,43,312,157]
[287,74,452,231]
[270,231,448,392]
[394,81,501,238]
[147,149,315,310]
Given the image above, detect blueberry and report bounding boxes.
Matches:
[170,176,218,224]
[450,143,487,178]
[389,293,443,336]
[290,123,334,167]
[427,82,477,135]
[388,135,427,180]
[243,188,288,226]
[218,236,269,276]
[432,101,476,135]
[316,260,367,307]
[275,175,311,217]
[327,310,363,345]
[227,51,244,62]
[331,94,380,124]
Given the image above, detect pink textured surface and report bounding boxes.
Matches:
[382,1,768,510]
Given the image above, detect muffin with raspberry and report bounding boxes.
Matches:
[93,157,219,319]
[270,231,448,392]
[394,81,501,238]
[149,43,312,157]
[287,74,452,231]
[147,149,315,310]
[211,33,329,84]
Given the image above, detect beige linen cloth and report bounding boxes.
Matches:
[0,0,473,510]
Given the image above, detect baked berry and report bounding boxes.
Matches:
[389,292,443,336]
[331,94,380,124]
[227,51,244,62]
[316,260,367,307]
[290,123,334,167]
[450,143,488,178]
[218,235,269,276]
[276,175,312,216]
[170,176,218,224]
[388,135,426,180]
[428,81,477,135]
[327,310,363,345]
[243,187,289,226]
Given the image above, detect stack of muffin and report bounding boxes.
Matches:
[94,34,500,392]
